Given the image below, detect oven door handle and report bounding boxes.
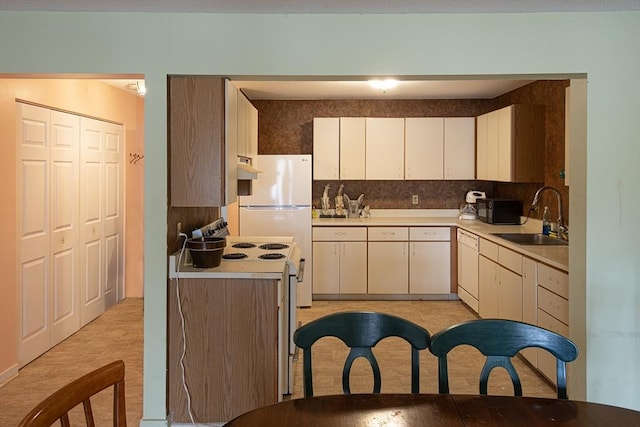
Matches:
[296,258,305,283]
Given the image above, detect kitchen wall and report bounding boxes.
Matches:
[253,80,568,219]
[0,78,145,380]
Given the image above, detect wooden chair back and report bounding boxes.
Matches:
[18,360,126,427]
[429,319,578,399]
[293,311,430,397]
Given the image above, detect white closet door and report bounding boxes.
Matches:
[102,121,124,309]
[49,110,80,344]
[17,103,52,365]
[80,117,105,325]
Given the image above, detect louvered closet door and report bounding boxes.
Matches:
[17,103,52,365]
[49,110,81,344]
[102,121,124,309]
[80,117,105,325]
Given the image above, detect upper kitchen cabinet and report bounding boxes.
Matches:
[312,118,339,179]
[444,117,475,179]
[476,104,545,183]
[169,76,237,207]
[405,117,475,180]
[405,117,444,179]
[237,89,258,160]
[340,117,366,179]
[312,117,365,180]
[366,118,404,180]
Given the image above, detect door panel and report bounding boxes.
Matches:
[17,103,51,365]
[80,117,104,325]
[50,110,80,344]
[20,258,48,362]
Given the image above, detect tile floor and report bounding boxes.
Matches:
[0,298,555,426]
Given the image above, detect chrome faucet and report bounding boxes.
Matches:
[531,186,568,240]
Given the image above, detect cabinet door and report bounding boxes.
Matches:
[405,117,443,179]
[478,255,499,318]
[486,109,500,181]
[237,90,248,157]
[409,241,450,294]
[476,113,488,180]
[169,76,227,207]
[366,118,404,180]
[444,117,475,179]
[312,241,340,294]
[521,257,537,365]
[457,238,479,299]
[368,242,408,294]
[247,102,258,160]
[340,117,366,179]
[340,242,367,294]
[497,106,513,182]
[313,118,339,180]
[498,266,523,321]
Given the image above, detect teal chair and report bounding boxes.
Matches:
[293,311,431,397]
[429,319,578,399]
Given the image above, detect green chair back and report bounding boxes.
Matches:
[293,311,430,397]
[429,319,578,399]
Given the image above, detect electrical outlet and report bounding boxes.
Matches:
[177,222,182,235]
[412,195,419,204]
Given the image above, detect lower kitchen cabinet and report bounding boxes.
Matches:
[312,227,367,294]
[409,227,451,294]
[478,255,499,318]
[471,232,570,390]
[457,229,480,311]
[367,227,409,294]
[478,238,523,321]
[368,241,408,293]
[313,241,367,294]
[521,257,537,364]
[536,263,570,386]
[313,225,453,298]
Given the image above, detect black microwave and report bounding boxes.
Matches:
[476,198,522,224]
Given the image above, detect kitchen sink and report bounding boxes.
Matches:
[491,233,568,246]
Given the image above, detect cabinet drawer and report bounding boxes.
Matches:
[313,227,366,241]
[479,238,498,261]
[537,307,569,336]
[410,227,450,241]
[368,227,408,241]
[458,286,479,313]
[537,308,569,386]
[457,229,478,249]
[537,263,568,298]
[538,286,569,324]
[498,246,522,275]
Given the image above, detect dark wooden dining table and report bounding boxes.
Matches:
[223,393,640,426]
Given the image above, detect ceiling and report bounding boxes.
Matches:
[233,79,536,100]
[103,77,539,101]
[1,0,638,14]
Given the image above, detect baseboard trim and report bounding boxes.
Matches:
[0,363,19,388]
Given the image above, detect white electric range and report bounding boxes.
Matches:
[169,233,304,396]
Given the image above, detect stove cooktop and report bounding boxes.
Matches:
[222,236,295,262]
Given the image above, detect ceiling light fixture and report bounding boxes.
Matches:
[136,80,147,96]
[369,79,398,93]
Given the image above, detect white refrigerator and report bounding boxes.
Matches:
[239,154,313,306]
